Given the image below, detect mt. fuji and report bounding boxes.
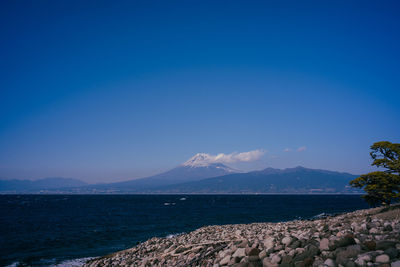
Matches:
[78,154,241,193]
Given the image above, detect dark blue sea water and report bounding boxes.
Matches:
[0,195,368,266]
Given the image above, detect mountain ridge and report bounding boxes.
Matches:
[142,166,360,194]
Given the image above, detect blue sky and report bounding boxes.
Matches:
[1,0,399,183]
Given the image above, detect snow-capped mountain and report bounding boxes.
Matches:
[78,154,242,192]
[183,153,217,167]
[182,153,239,173]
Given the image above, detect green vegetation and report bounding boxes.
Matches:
[350,141,400,206]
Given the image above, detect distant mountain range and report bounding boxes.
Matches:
[0,177,87,193]
[148,166,359,194]
[0,154,360,194]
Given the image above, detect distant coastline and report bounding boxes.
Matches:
[0,166,361,194]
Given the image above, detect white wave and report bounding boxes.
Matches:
[50,257,94,267]
[5,262,19,267]
[166,232,184,239]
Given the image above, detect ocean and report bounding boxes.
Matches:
[0,194,368,266]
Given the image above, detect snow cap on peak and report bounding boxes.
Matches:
[183,153,215,167]
[182,149,265,167]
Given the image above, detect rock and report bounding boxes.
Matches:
[233,248,247,258]
[335,245,361,265]
[383,224,393,231]
[391,261,400,267]
[375,254,390,264]
[231,257,241,265]
[319,238,329,251]
[174,245,188,253]
[249,255,260,262]
[363,241,376,251]
[220,255,231,265]
[376,241,397,250]
[271,254,281,264]
[324,258,336,267]
[262,257,278,267]
[282,237,293,246]
[264,238,275,250]
[248,248,261,256]
[290,240,301,249]
[233,263,250,267]
[334,235,356,249]
[238,240,249,248]
[301,257,314,267]
[294,245,319,262]
[259,250,267,259]
[384,247,398,259]
[282,255,293,264]
[355,254,372,266]
[369,228,379,234]
[192,246,203,253]
[345,261,355,267]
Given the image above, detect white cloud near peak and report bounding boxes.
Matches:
[184,149,266,166]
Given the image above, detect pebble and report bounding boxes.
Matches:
[376,254,390,263]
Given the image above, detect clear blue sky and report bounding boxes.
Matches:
[1,0,399,183]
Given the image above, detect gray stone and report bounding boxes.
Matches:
[259,250,267,259]
[354,254,372,266]
[282,255,293,264]
[220,255,231,265]
[233,248,247,258]
[282,237,293,246]
[369,228,379,234]
[262,257,278,267]
[248,262,263,267]
[238,240,249,248]
[249,255,260,262]
[264,238,275,250]
[391,260,400,267]
[375,254,390,264]
[319,238,329,251]
[290,241,301,249]
[334,236,356,249]
[294,245,319,262]
[345,261,355,267]
[376,241,397,250]
[271,254,281,264]
[383,224,393,231]
[231,257,241,265]
[324,259,336,267]
[384,247,398,259]
[248,248,261,256]
[335,245,361,265]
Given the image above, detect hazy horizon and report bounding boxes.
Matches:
[1,1,399,183]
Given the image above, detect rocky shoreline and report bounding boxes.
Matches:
[84,205,400,267]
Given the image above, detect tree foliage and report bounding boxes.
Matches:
[350,141,400,206]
